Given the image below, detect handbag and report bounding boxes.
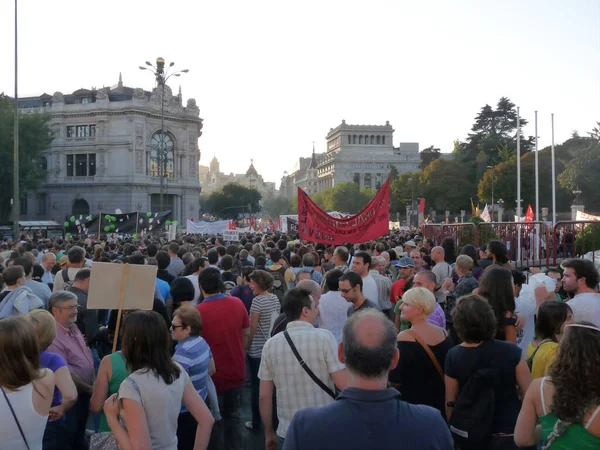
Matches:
[89,376,144,450]
[1,386,30,450]
[405,329,444,380]
[283,330,336,399]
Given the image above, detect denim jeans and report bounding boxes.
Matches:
[42,419,69,450]
[248,356,261,429]
[65,392,90,450]
[210,386,243,450]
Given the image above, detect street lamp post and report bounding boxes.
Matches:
[487,165,495,222]
[139,58,189,213]
[12,0,20,240]
[407,177,415,226]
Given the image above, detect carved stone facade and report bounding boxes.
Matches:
[18,76,203,223]
[280,121,419,199]
[200,157,277,199]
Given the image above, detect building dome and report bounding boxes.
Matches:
[246,160,259,177]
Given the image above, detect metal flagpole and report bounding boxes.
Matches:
[534,110,540,262]
[12,0,20,241]
[551,113,556,227]
[516,107,522,262]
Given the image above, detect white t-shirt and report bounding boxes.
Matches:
[567,292,600,327]
[318,291,349,342]
[119,364,190,450]
[361,275,380,310]
[514,295,536,355]
[185,274,200,304]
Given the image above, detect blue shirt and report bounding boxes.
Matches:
[156,278,171,303]
[283,387,453,450]
[173,336,212,411]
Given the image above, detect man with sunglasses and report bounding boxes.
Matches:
[339,271,378,317]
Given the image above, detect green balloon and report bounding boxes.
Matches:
[70,216,75,222]
[66,233,72,238]
[132,233,137,239]
[165,220,171,226]
[172,221,178,225]
[104,226,111,232]
[64,222,69,228]
[110,224,116,230]
[146,212,153,217]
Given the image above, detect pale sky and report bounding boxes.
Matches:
[1,0,599,184]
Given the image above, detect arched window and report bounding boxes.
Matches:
[376,136,381,144]
[352,135,356,144]
[347,135,351,144]
[382,136,386,145]
[72,199,90,216]
[40,156,48,171]
[359,135,363,144]
[150,131,175,178]
[370,135,374,144]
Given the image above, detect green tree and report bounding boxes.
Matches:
[262,194,292,216]
[589,121,600,143]
[205,183,262,218]
[422,159,476,212]
[478,148,572,214]
[558,140,600,207]
[387,164,399,182]
[0,94,53,219]
[390,172,424,213]
[419,145,441,169]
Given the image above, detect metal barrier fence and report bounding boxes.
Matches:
[421,221,600,268]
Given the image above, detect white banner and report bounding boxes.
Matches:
[576,210,600,221]
[223,230,240,242]
[186,220,230,234]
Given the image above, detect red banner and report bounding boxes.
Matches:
[418,198,425,214]
[297,180,390,245]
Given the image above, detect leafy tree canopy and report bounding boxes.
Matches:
[201,183,262,218]
[0,94,53,220]
[419,146,441,170]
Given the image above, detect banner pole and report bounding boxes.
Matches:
[112,263,129,354]
[135,211,139,236]
[97,213,102,240]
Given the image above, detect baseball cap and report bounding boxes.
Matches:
[395,257,415,268]
[404,240,416,248]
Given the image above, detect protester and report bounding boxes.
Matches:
[351,251,379,307]
[283,309,453,449]
[0,265,44,318]
[561,258,600,327]
[318,269,348,342]
[388,287,453,417]
[172,306,216,450]
[230,266,256,312]
[525,301,573,378]
[339,271,378,317]
[0,316,55,450]
[47,290,95,450]
[515,321,600,448]
[53,246,86,292]
[246,269,280,432]
[445,295,532,450]
[478,266,518,343]
[26,309,78,450]
[258,287,347,450]
[104,310,214,449]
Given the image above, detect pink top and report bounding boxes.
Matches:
[48,322,95,385]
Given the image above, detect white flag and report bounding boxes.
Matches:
[480,204,491,223]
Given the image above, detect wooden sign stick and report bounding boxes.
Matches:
[111,263,130,353]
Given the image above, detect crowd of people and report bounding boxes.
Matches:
[0,230,599,450]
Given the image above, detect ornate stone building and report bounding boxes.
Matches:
[17,74,203,223]
[199,156,277,199]
[280,121,419,199]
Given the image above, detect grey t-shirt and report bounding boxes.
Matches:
[119,363,190,450]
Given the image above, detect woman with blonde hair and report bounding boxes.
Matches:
[26,309,78,450]
[0,316,55,450]
[388,287,454,417]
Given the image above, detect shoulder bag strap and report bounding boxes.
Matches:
[528,339,552,365]
[283,330,336,399]
[1,386,30,450]
[406,329,444,380]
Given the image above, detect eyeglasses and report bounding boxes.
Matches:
[339,288,354,294]
[58,305,80,312]
[170,323,184,329]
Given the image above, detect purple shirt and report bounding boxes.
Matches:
[230,284,255,313]
[40,351,67,421]
[427,302,447,329]
[48,322,95,385]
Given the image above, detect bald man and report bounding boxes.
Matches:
[431,247,452,303]
[284,310,453,450]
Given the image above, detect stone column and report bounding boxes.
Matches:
[359,173,365,190]
[571,204,585,221]
[370,173,376,190]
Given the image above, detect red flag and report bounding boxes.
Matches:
[278,216,282,230]
[418,198,425,214]
[228,220,233,230]
[525,205,534,222]
[297,179,390,245]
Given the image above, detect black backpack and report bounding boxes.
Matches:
[269,266,288,303]
[448,365,498,449]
